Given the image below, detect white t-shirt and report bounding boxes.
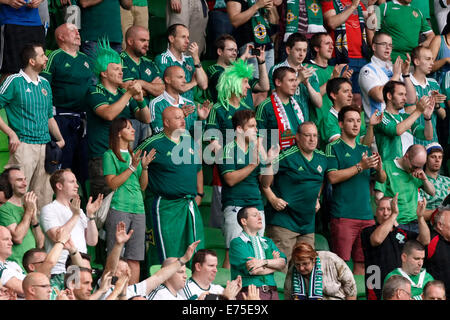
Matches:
[180,278,224,300]
[147,284,185,300]
[40,200,88,275]
[434,0,450,33]
[0,260,26,285]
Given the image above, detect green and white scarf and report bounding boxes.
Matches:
[244,232,268,260]
[285,0,326,41]
[292,256,323,300]
[248,0,271,45]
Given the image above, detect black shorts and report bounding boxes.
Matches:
[0,24,45,74]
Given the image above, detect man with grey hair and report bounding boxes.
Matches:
[422,280,446,300]
[425,206,450,298]
[382,275,412,300]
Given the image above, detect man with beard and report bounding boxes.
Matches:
[0,43,65,210]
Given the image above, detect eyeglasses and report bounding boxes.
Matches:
[397,288,412,299]
[374,42,393,48]
[32,284,51,289]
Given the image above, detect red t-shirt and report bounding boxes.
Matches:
[322,0,366,59]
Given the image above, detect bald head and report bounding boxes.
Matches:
[163,66,183,82]
[125,26,148,42]
[23,272,51,300]
[404,144,427,173]
[0,225,12,261]
[125,26,150,57]
[55,23,81,50]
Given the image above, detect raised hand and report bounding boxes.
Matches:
[197,100,212,120]
[131,149,143,168]
[401,53,411,76]
[181,240,201,264]
[141,149,156,168]
[369,110,383,126]
[411,169,427,181]
[390,192,399,217]
[272,250,280,259]
[181,104,196,118]
[256,45,266,64]
[188,42,200,61]
[266,144,280,164]
[416,95,431,113]
[359,151,379,170]
[115,221,134,245]
[69,195,81,216]
[23,191,37,216]
[393,56,402,78]
[416,197,427,219]
[297,66,315,84]
[86,193,104,218]
[242,284,260,300]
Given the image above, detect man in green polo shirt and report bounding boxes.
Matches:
[377,0,434,62]
[86,40,150,198]
[384,240,434,300]
[375,144,435,233]
[79,0,132,54]
[155,24,208,102]
[136,106,204,268]
[230,207,286,300]
[150,66,211,136]
[41,23,92,198]
[256,66,306,151]
[408,46,447,146]
[218,109,272,269]
[375,80,434,161]
[206,34,269,107]
[268,33,322,123]
[121,25,165,147]
[261,122,328,271]
[0,43,65,210]
[0,167,43,271]
[326,106,386,275]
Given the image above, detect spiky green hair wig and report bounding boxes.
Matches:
[91,38,122,79]
[217,59,254,106]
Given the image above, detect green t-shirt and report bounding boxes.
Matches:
[306,62,334,126]
[326,139,374,220]
[0,72,53,144]
[374,159,424,224]
[103,149,145,214]
[41,49,92,112]
[408,75,444,146]
[255,97,304,150]
[411,0,430,19]
[374,111,426,161]
[230,234,287,288]
[384,268,434,300]
[205,63,258,107]
[155,50,196,101]
[86,84,140,158]
[218,140,263,210]
[441,71,450,144]
[121,52,161,104]
[80,0,123,43]
[136,132,202,199]
[132,0,147,6]
[420,174,450,210]
[205,101,252,142]
[267,146,327,234]
[378,1,432,62]
[0,202,36,271]
[149,92,198,135]
[268,60,320,122]
[320,108,367,146]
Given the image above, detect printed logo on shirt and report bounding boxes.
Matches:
[317,165,322,173]
[131,67,137,73]
[396,232,405,244]
[185,64,193,72]
[298,166,304,171]
[393,172,399,176]
[228,115,232,119]
[145,68,151,76]
[345,153,351,157]
[166,151,172,157]
[41,88,48,96]
[84,62,90,69]
[108,97,114,102]
[26,88,32,93]
[412,10,419,18]
[65,63,71,68]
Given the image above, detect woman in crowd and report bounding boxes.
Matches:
[103,117,155,284]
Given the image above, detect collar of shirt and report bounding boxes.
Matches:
[163,90,186,107]
[330,106,339,118]
[393,0,410,6]
[410,74,430,89]
[239,232,267,243]
[167,48,186,64]
[20,69,41,86]
[371,55,393,71]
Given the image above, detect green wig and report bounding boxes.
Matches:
[90,38,122,79]
[217,59,254,106]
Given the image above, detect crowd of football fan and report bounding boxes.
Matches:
[0,0,449,301]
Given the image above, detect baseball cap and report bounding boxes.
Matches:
[425,142,443,154]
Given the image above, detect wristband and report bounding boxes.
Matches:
[88,216,95,221]
[142,166,148,170]
[356,163,362,173]
[424,116,432,121]
[56,241,65,246]
[129,165,136,172]
[194,63,202,68]
[197,192,204,198]
[402,73,410,78]
[70,249,78,256]
[32,222,40,228]
[177,257,186,266]
[258,60,266,65]
[137,99,146,109]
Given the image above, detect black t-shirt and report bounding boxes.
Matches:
[361,225,418,300]
[225,0,274,49]
[425,230,450,299]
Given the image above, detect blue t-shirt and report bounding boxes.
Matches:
[0,6,42,26]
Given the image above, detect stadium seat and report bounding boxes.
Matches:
[212,267,230,288]
[354,274,366,300]
[148,0,166,18]
[314,233,330,251]
[274,271,286,300]
[204,226,226,249]
[202,185,212,206]
[150,264,192,278]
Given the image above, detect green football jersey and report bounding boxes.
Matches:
[81,0,122,43]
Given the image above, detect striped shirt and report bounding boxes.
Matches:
[180,278,224,300]
[147,284,185,300]
[0,70,53,144]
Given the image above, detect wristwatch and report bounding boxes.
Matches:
[194,63,202,68]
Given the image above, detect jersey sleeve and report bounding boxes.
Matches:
[0,76,16,109]
[218,143,236,175]
[150,100,164,134]
[87,88,109,111]
[376,114,399,137]
[323,114,341,143]
[419,8,432,33]
[0,207,17,228]
[255,100,269,137]
[102,150,119,176]
[229,238,252,276]
[325,143,338,172]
